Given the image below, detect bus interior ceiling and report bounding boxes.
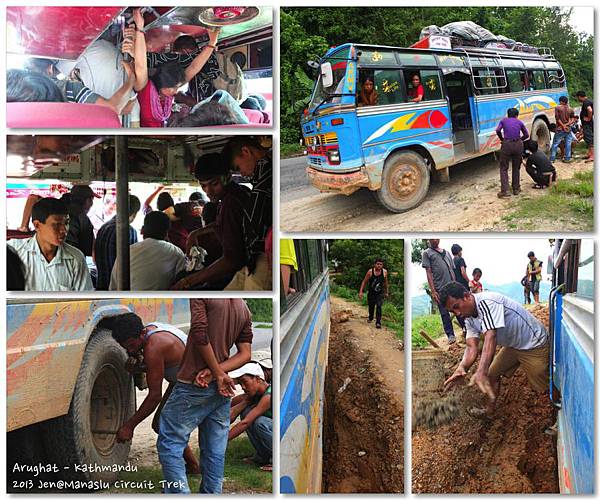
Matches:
[6,135,232,183]
[7,6,273,61]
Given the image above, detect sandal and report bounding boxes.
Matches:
[260,464,273,472]
[532,184,546,189]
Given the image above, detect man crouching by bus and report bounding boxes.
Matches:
[228,363,273,471]
[495,108,529,198]
[7,197,92,291]
[110,313,200,474]
[440,282,549,416]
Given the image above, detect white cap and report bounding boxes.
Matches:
[251,349,273,369]
[229,362,265,380]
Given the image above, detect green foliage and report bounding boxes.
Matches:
[328,239,404,311]
[411,239,429,264]
[330,282,404,339]
[246,299,273,323]
[281,7,593,146]
[412,314,447,349]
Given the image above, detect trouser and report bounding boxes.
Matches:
[550,129,573,161]
[158,382,230,494]
[437,299,465,338]
[525,164,555,186]
[368,293,384,323]
[240,406,272,465]
[582,121,594,148]
[499,139,523,193]
[489,343,550,392]
[529,279,540,294]
[225,252,272,291]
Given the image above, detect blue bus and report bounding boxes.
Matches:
[302,39,568,212]
[549,239,594,494]
[279,240,330,493]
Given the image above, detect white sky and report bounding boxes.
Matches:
[569,7,595,36]
[410,238,555,297]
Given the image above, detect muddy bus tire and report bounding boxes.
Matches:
[374,151,430,213]
[531,119,551,154]
[40,329,135,483]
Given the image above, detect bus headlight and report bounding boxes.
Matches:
[327,148,341,165]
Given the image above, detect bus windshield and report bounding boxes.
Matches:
[308,48,353,112]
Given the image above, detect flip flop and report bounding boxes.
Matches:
[260,464,273,472]
[532,184,546,189]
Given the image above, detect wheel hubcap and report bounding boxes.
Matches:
[389,164,421,199]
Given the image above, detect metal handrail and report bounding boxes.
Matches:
[548,283,566,408]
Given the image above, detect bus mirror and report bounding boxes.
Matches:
[321,62,334,88]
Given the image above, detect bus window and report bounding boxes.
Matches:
[475,69,499,95]
[358,69,403,106]
[420,70,443,100]
[576,240,594,299]
[529,70,547,90]
[506,69,525,92]
[547,70,563,89]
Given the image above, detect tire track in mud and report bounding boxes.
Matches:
[323,296,404,493]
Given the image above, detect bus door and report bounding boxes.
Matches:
[442,70,477,159]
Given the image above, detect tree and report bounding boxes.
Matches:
[411,239,429,264]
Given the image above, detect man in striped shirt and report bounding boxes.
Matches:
[440,282,549,415]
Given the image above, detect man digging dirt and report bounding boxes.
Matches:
[359,257,389,329]
[440,282,549,416]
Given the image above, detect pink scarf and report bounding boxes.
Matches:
[149,81,174,127]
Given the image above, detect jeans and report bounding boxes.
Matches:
[550,129,573,161]
[437,299,465,338]
[368,293,384,323]
[158,382,231,494]
[240,406,272,464]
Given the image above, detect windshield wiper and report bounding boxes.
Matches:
[312,93,353,116]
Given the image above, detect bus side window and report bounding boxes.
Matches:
[506,69,525,92]
[531,70,546,90]
[358,69,404,106]
[547,70,562,89]
[420,70,443,101]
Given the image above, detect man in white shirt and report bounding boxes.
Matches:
[7,198,93,291]
[440,282,549,415]
[110,211,186,290]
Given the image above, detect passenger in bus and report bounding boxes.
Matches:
[523,140,556,189]
[122,9,219,128]
[7,246,26,291]
[143,185,175,217]
[17,57,136,116]
[158,298,253,494]
[173,153,254,291]
[109,211,186,290]
[7,198,93,291]
[358,77,378,106]
[168,201,204,253]
[94,194,141,291]
[7,70,65,103]
[168,92,247,127]
[407,73,424,103]
[550,95,573,163]
[65,185,98,257]
[228,363,273,472]
[88,193,117,235]
[110,313,201,475]
[576,90,594,162]
[495,107,529,198]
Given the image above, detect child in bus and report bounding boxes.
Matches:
[358,77,378,106]
[469,268,483,294]
[123,9,219,128]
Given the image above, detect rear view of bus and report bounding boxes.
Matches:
[280,240,330,493]
[549,240,594,494]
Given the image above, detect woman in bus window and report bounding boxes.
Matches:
[358,76,378,106]
[123,9,219,128]
[408,73,424,102]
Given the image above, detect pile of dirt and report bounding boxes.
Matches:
[412,305,558,493]
[323,297,404,493]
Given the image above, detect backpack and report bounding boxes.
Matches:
[212,52,247,102]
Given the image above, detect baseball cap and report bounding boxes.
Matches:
[228,363,265,381]
[71,184,101,199]
[251,350,273,369]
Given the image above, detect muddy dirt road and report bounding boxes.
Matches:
[412,305,558,494]
[280,154,591,232]
[323,296,404,493]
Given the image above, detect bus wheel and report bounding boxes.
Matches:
[531,119,551,154]
[374,151,430,213]
[40,329,135,483]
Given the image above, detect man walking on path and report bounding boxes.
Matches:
[550,95,574,163]
[422,240,465,343]
[576,90,593,162]
[441,284,549,416]
[495,108,529,198]
[359,258,389,329]
[527,251,543,305]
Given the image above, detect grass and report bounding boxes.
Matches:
[330,282,404,340]
[280,142,305,158]
[412,314,444,349]
[500,168,593,231]
[106,437,271,494]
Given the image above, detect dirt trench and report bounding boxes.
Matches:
[322,296,404,493]
[412,305,558,493]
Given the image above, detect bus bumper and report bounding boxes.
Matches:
[307,167,374,195]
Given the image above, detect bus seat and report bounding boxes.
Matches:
[7,102,122,129]
[242,108,272,125]
[7,229,34,240]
